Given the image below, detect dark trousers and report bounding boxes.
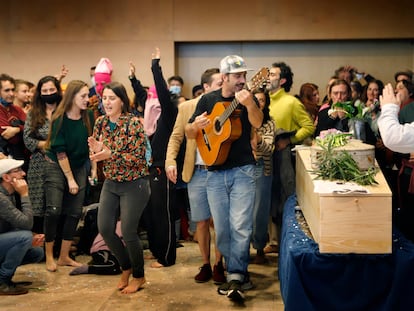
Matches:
[98,178,150,278]
[44,161,87,242]
[271,147,296,244]
[396,171,414,241]
[144,166,176,266]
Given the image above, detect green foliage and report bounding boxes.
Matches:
[311,135,378,186]
[331,101,355,118]
[315,132,352,148]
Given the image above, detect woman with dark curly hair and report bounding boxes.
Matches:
[23,76,62,234]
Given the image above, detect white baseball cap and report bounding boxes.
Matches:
[220,55,253,74]
[0,159,24,176]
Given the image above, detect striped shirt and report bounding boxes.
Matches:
[255,119,276,176]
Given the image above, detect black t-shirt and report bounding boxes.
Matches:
[189,89,255,170]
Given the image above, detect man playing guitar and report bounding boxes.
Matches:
[185,55,263,302]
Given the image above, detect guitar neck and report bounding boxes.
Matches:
[219,99,239,124]
[219,82,251,124]
[217,67,269,126]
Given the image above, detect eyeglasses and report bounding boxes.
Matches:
[7,167,23,174]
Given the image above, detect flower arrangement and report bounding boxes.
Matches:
[311,132,378,186]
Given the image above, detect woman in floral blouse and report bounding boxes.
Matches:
[88,82,150,294]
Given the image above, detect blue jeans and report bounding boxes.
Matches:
[252,162,273,250]
[206,164,256,282]
[187,168,210,222]
[0,230,44,283]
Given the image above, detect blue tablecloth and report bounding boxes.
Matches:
[279,194,414,311]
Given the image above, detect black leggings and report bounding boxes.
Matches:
[98,178,150,278]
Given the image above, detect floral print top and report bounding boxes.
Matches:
[93,113,149,182]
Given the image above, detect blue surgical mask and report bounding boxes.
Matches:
[0,97,11,106]
[169,85,181,95]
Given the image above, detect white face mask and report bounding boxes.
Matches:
[90,76,96,87]
[169,85,181,95]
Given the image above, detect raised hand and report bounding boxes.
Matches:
[152,47,161,60]
[129,61,136,78]
[380,83,401,108]
[56,64,69,82]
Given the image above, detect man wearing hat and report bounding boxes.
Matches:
[0,158,44,295]
[186,55,263,301]
[394,70,413,83]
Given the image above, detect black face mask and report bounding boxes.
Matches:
[40,93,62,105]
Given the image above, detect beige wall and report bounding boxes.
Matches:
[177,40,414,99]
[1,0,413,99]
[173,0,414,41]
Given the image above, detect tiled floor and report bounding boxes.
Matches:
[2,241,284,311]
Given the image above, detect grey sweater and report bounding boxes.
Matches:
[0,185,33,233]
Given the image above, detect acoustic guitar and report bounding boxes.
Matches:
[196,67,269,166]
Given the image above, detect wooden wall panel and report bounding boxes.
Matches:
[3,41,174,89]
[173,0,414,41]
[8,0,173,42]
[0,0,413,99]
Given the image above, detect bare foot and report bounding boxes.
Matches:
[144,253,156,260]
[121,277,146,294]
[46,259,57,272]
[57,258,83,267]
[150,261,164,268]
[118,269,132,290]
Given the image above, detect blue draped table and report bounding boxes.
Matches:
[279,194,414,311]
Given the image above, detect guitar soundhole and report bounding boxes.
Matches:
[214,119,222,133]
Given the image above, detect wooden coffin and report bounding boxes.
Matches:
[296,148,392,254]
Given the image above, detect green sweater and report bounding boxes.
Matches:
[46,111,93,169]
[269,88,315,144]
[399,101,414,125]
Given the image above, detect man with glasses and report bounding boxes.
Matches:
[0,158,44,295]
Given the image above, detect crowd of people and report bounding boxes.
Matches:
[1,48,413,302]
